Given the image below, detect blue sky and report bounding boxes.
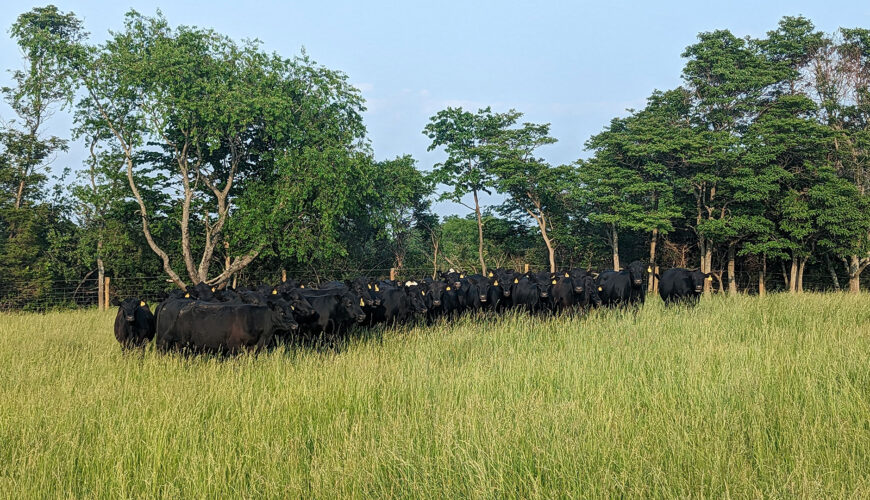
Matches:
[1,1,869,215]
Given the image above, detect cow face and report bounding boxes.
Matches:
[282,289,317,319]
[117,297,144,323]
[426,281,446,308]
[340,292,367,323]
[689,270,712,293]
[627,261,645,286]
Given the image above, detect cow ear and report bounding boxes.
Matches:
[110,297,120,306]
[139,300,146,307]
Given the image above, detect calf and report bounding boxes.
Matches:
[657,268,712,305]
[597,260,646,307]
[113,298,155,349]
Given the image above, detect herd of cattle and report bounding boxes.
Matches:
[113,263,713,354]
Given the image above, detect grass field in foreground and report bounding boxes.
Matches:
[1,294,869,498]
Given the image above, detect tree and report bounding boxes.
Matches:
[424,107,522,275]
[681,29,780,292]
[22,7,376,288]
[808,27,870,292]
[490,119,564,272]
[582,89,690,278]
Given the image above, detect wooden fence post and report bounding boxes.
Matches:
[104,277,110,309]
[390,268,396,281]
[653,266,660,294]
[281,269,287,283]
[524,263,529,274]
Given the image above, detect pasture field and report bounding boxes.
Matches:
[1,294,869,498]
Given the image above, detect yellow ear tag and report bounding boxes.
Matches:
[211,287,215,292]
[494,280,499,286]
[139,301,145,306]
[271,289,277,295]
[290,305,295,310]
[706,276,713,281]
[421,290,426,295]
[446,286,451,291]
[184,293,190,298]
[565,272,570,277]
[374,285,380,292]
[359,298,364,306]
[647,266,652,273]
[551,279,557,285]
[488,272,493,277]
[367,284,372,289]
[460,274,465,278]
[513,278,519,284]
[598,286,603,291]
[300,284,305,288]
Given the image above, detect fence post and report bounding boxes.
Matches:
[524,263,529,274]
[232,275,238,290]
[104,277,110,309]
[390,268,396,281]
[653,265,660,294]
[281,269,287,283]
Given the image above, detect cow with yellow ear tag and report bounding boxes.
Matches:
[113,297,155,349]
[657,268,713,305]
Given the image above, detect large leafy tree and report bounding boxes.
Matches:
[681,29,778,291]
[581,89,690,276]
[18,7,377,288]
[424,107,521,275]
[489,119,565,272]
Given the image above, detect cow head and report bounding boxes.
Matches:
[116,297,145,323]
[627,261,645,286]
[339,292,367,323]
[281,288,317,320]
[689,269,713,293]
[426,281,446,308]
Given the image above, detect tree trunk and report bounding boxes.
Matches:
[789,258,798,294]
[758,254,766,297]
[432,239,439,280]
[611,224,620,270]
[824,254,840,291]
[781,261,790,290]
[472,189,486,276]
[846,254,865,294]
[702,239,713,294]
[647,228,658,293]
[97,240,105,310]
[727,243,737,295]
[14,179,25,209]
[797,257,807,294]
[529,209,556,273]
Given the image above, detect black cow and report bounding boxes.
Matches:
[155,301,297,354]
[657,268,712,305]
[368,284,416,326]
[113,297,155,349]
[510,277,549,313]
[298,289,367,336]
[597,260,646,307]
[550,276,579,313]
[462,274,492,311]
[485,277,511,312]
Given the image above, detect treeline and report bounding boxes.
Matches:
[1,7,868,309]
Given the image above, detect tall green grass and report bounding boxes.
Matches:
[1,294,868,498]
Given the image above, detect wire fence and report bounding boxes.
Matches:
[0,262,866,312]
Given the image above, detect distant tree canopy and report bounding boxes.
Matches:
[1,8,869,308]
